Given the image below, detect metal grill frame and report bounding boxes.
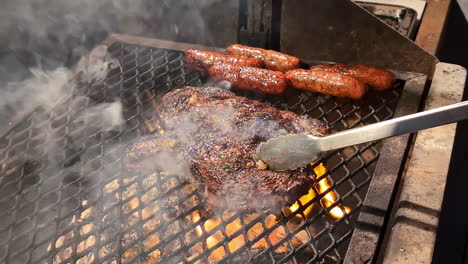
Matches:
[0,33,427,264]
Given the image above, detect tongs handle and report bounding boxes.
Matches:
[319,100,468,152]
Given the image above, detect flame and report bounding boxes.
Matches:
[190,163,351,261]
[143,119,155,133]
[313,164,351,219]
[140,116,164,134]
[192,211,250,261]
[225,219,245,253]
[192,211,226,260]
[141,90,165,134]
[288,163,350,219]
[286,187,316,218]
[329,206,351,218]
[314,162,328,176]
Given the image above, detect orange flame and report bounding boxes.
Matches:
[142,90,165,134]
[192,211,226,261]
[190,163,351,261]
[288,163,350,219]
[314,164,351,219]
[286,187,316,217]
[192,211,221,248]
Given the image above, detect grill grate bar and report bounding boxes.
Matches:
[0,41,415,264]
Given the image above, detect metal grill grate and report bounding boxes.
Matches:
[0,42,404,264]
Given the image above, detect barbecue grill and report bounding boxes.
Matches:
[0,35,425,264]
[0,1,465,264]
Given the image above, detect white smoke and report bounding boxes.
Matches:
[0,67,70,122]
[1,51,122,168]
[0,0,231,69]
[0,2,275,262]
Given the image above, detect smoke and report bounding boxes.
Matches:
[0,0,233,69]
[0,67,69,123]
[0,46,123,203]
[0,48,120,129]
[126,88,301,214]
[0,1,276,262]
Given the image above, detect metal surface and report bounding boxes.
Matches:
[0,35,426,264]
[381,63,467,264]
[355,2,418,39]
[237,0,282,50]
[257,101,468,171]
[343,73,427,264]
[355,0,426,21]
[281,0,438,76]
[238,0,271,48]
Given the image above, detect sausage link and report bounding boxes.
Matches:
[286,69,367,99]
[310,64,396,91]
[185,49,263,72]
[209,64,287,94]
[226,44,300,72]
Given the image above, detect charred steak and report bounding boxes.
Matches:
[125,86,328,211]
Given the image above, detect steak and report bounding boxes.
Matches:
[125,86,329,211]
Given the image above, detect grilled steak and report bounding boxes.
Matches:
[125,86,328,211]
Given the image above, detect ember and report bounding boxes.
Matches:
[287,163,350,219]
[189,163,350,262]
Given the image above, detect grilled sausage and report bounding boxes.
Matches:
[286,69,367,99]
[184,49,263,72]
[226,44,300,72]
[310,64,396,91]
[209,64,287,94]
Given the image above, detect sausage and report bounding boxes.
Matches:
[310,64,396,91]
[209,64,287,94]
[185,49,263,72]
[226,44,300,72]
[286,69,367,99]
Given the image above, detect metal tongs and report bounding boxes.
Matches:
[255,101,468,171]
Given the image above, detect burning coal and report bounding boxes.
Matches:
[187,163,351,262]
